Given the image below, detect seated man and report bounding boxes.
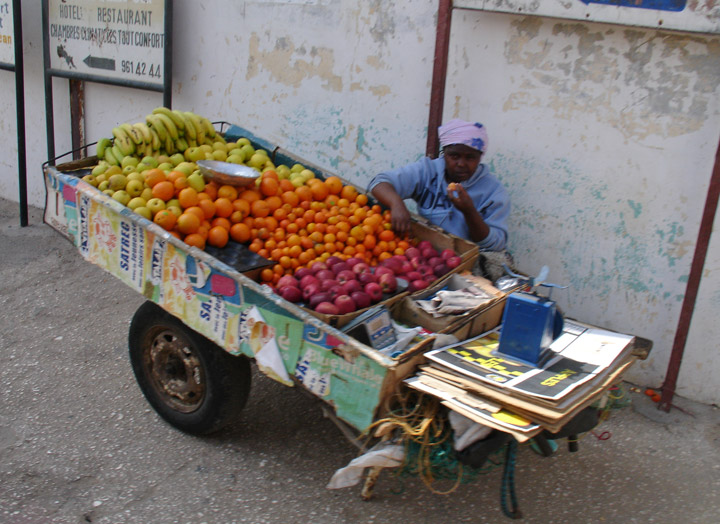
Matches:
[367,119,511,281]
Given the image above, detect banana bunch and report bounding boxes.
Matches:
[96,108,224,166]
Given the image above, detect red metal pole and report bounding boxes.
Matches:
[426,0,453,159]
[659,137,720,411]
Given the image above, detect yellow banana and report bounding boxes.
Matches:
[180,113,197,140]
[148,127,162,151]
[112,126,135,156]
[96,137,112,158]
[175,137,189,152]
[146,114,168,142]
[105,147,119,166]
[164,134,176,155]
[199,116,216,138]
[154,113,179,140]
[133,122,152,144]
[153,107,185,131]
[121,123,143,145]
[111,144,126,165]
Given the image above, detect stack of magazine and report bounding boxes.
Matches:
[404,319,637,442]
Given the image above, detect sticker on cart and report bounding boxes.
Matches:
[295,351,330,397]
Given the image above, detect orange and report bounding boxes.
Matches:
[177,187,199,209]
[197,199,217,220]
[279,179,295,192]
[177,212,201,235]
[379,229,395,242]
[153,209,177,231]
[211,217,231,231]
[260,268,274,282]
[207,226,229,248]
[214,197,233,218]
[324,176,343,195]
[173,176,188,192]
[265,195,283,212]
[240,189,262,202]
[217,185,238,201]
[203,182,219,200]
[230,223,251,243]
[262,170,279,181]
[363,234,376,250]
[281,191,300,207]
[340,185,358,201]
[260,177,279,197]
[166,170,184,184]
[152,181,175,201]
[230,210,244,224]
[295,185,312,202]
[144,168,167,188]
[356,193,368,206]
[250,199,270,218]
[233,198,250,215]
[184,206,205,222]
[183,233,206,250]
[310,180,329,201]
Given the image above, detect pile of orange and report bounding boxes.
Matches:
[143,167,413,286]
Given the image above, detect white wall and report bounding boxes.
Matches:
[1,1,718,403]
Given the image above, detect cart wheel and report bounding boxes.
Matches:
[128,301,251,435]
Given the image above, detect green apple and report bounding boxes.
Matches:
[166,205,182,218]
[290,174,305,188]
[134,206,152,220]
[227,153,245,164]
[276,165,291,179]
[126,179,145,197]
[156,154,171,165]
[121,156,140,169]
[239,144,255,160]
[157,162,174,172]
[140,187,154,202]
[105,165,123,176]
[170,153,185,166]
[236,138,251,147]
[112,190,131,206]
[212,141,227,152]
[82,174,98,187]
[103,189,115,197]
[212,150,227,161]
[127,172,144,183]
[187,173,206,192]
[247,153,266,169]
[290,163,305,173]
[122,165,136,175]
[255,149,269,158]
[175,162,196,176]
[299,169,315,182]
[127,197,147,210]
[185,147,205,162]
[199,144,213,155]
[98,181,110,192]
[92,163,109,176]
[141,155,159,167]
[166,198,180,209]
[108,174,128,191]
[136,162,151,173]
[146,198,166,216]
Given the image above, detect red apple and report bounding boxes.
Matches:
[417,240,433,251]
[334,295,357,314]
[350,291,371,309]
[302,282,321,301]
[364,282,383,303]
[293,267,313,281]
[405,270,423,282]
[409,279,429,292]
[325,255,344,269]
[277,275,299,289]
[309,292,333,309]
[399,261,414,275]
[320,279,340,292]
[357,271,377,285]
[433,263,449,277]
[428,257,443,269]
[346,257,363,268]
[341,279,362,296]
[331,262,351,275]
[352,262,371,276]
[441,248,456,260]
[315,302,339,315]
[410,256,425,269]
[315,269,335,282]
[374,266,394,279]
[278,286,302,303]
[405,247,421,259]
[335,269,356,285]
[446,255,462,269]
[378,273,398,293]
[299,274,320,290]
[310,261,328,274]
[381,257,402,275]
[422,247,439,259]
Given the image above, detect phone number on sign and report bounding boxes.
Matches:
[121,61,161,78]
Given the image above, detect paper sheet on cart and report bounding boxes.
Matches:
[240,306,292,386]
[424,319,635,402]
[326,442,405,489]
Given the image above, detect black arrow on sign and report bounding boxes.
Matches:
[83,55,116,71]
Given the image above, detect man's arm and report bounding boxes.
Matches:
[370,182,412,237]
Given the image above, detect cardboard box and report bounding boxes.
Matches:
[392,272,507,340]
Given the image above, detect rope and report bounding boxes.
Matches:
[500,440,522,519]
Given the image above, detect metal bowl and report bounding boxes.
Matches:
[196,160,259,187]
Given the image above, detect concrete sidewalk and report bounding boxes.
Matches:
[1,197,719,524]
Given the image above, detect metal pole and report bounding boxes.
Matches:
[41,0,55,166]
[659,136,720,411]
[13,0,27,226]
[162,0,173,109]
[70,79,85,160]
[425,0,453,159]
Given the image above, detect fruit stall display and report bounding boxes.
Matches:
[81,108,473,320]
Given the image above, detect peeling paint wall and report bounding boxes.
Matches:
[447,10,720,402]
[1,1,719,403]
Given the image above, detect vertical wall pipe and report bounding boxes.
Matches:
[660,138,720,411]
[425,0,453,159]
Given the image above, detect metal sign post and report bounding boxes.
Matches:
[0,0,28,226]
[42,0,173,165]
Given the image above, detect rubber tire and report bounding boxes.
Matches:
[128,301,251,435]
